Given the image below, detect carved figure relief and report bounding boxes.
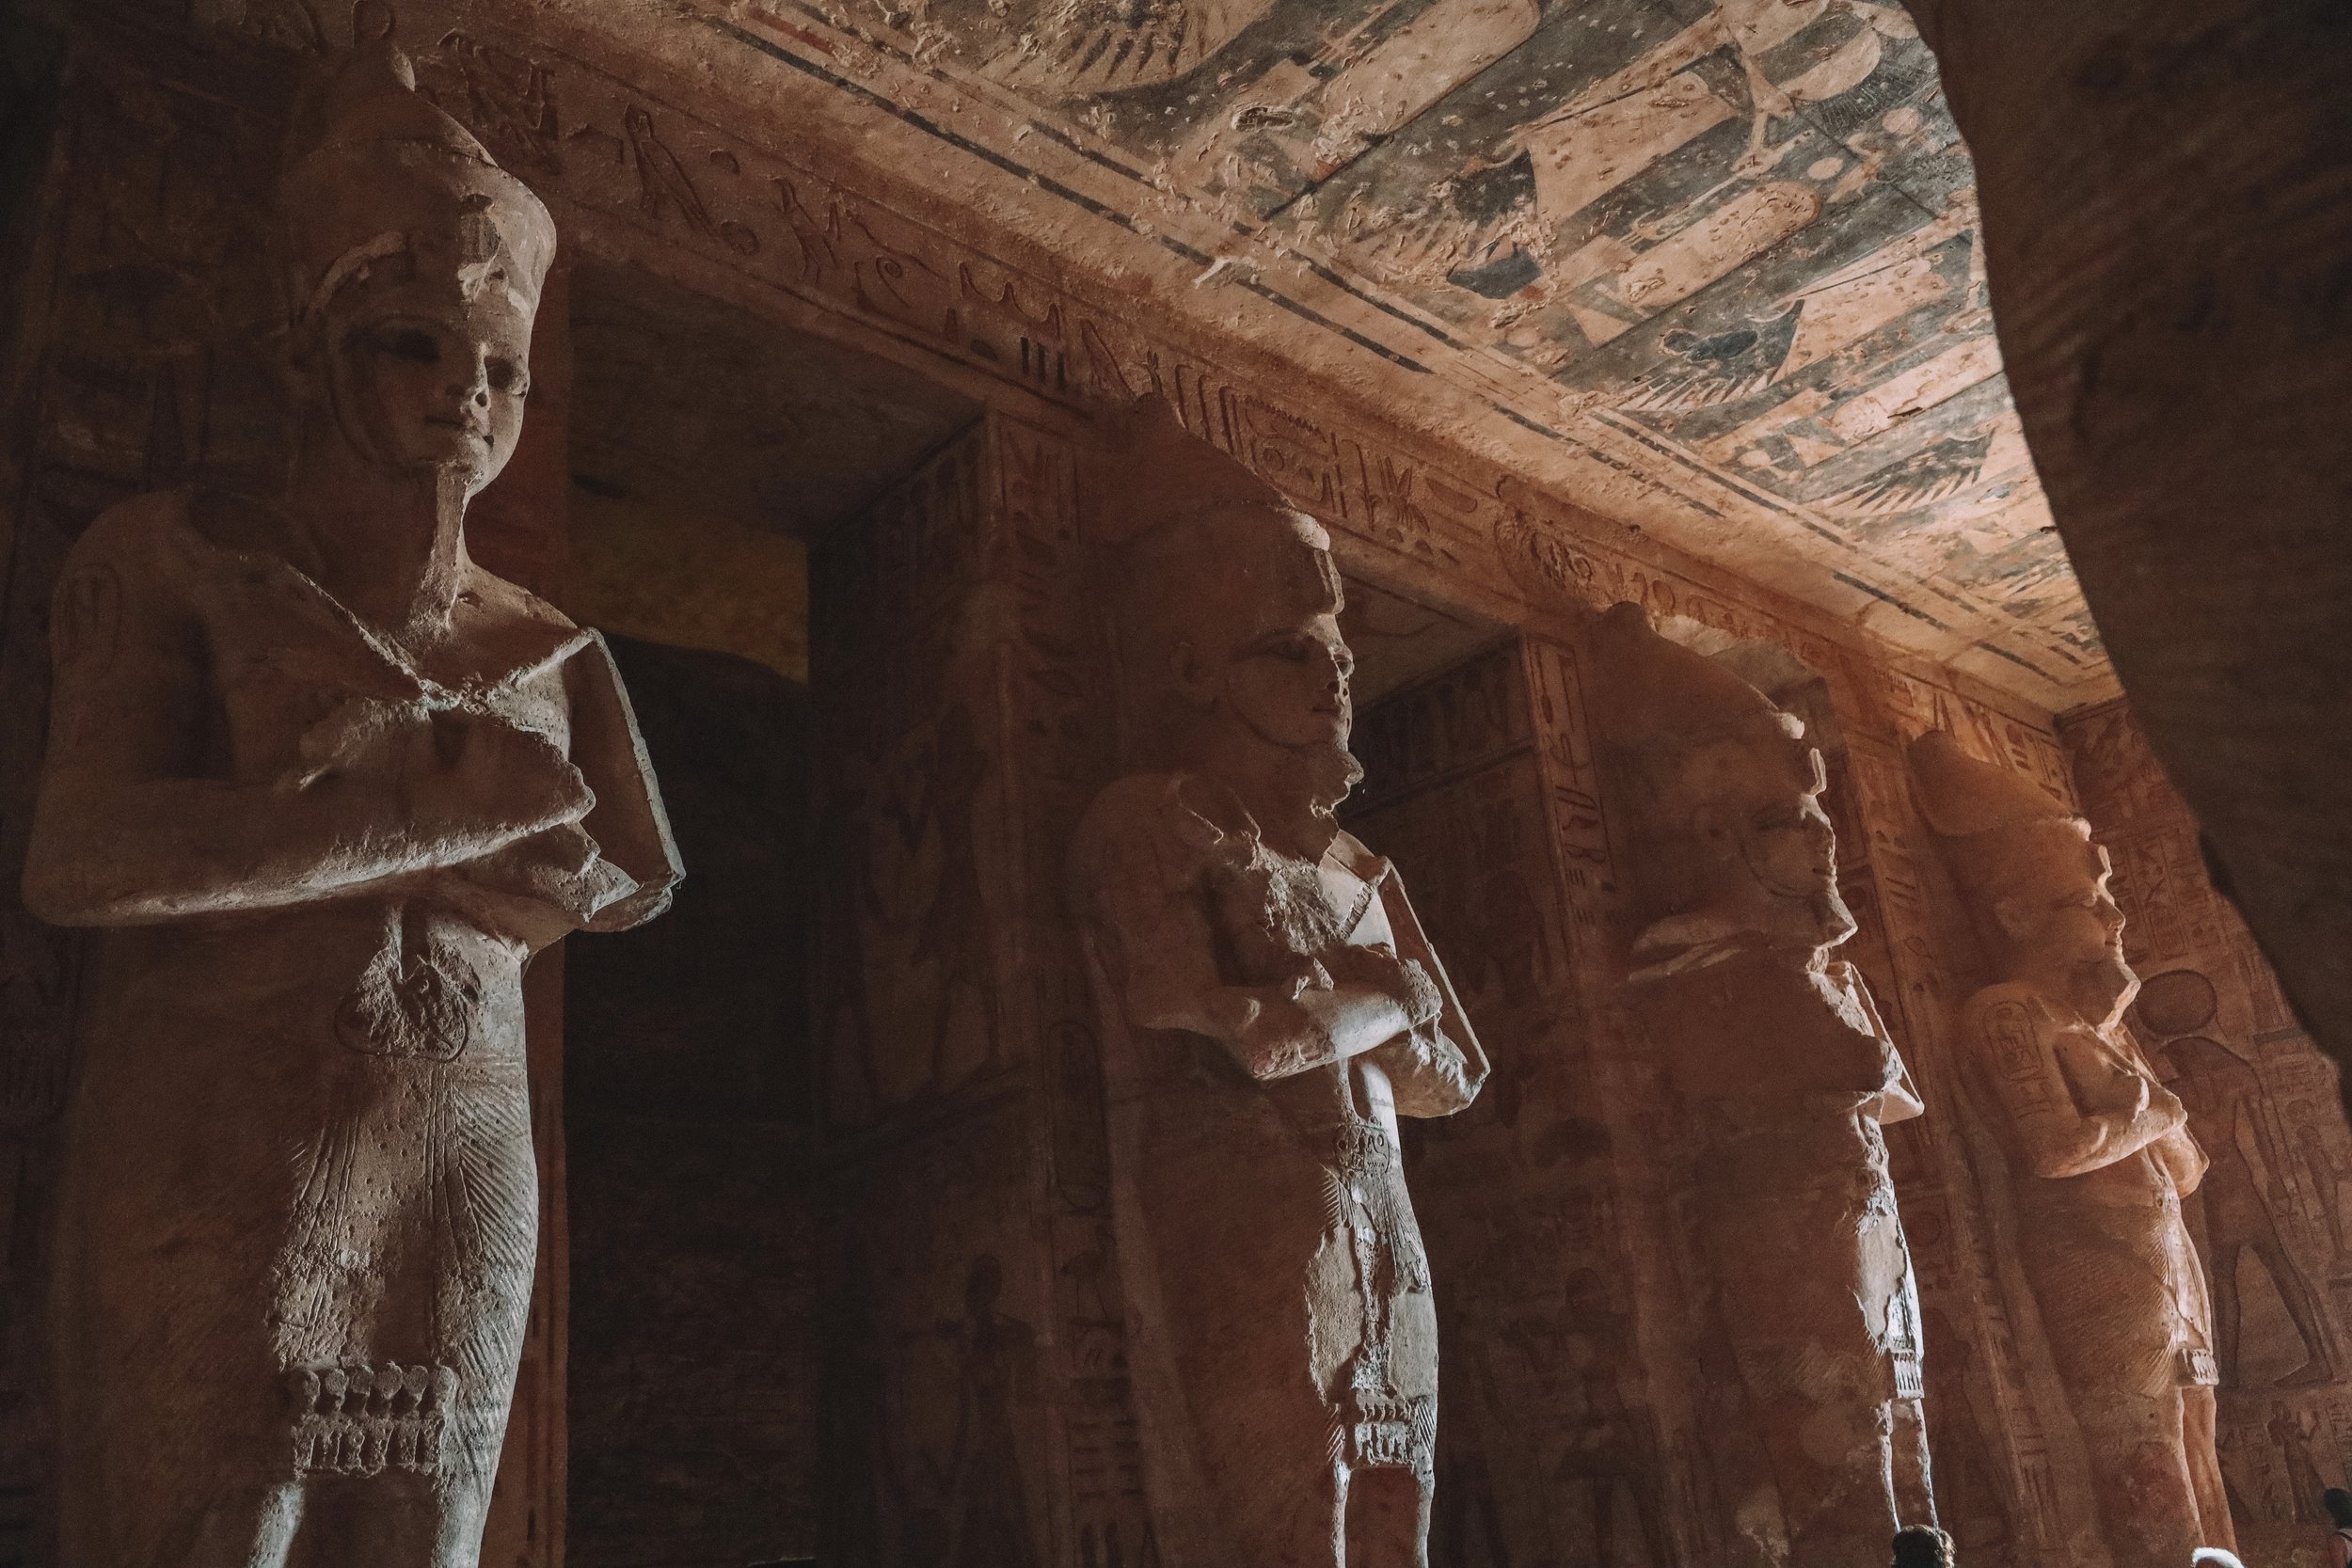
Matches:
[2058,697,2352,1560]
[813,438,1008,1123]
[2137,968,2336,1388]
[1068,403,1486,1564]
[1592,602,1932,1568]
[19,32,679,1567]
[1909,731,2232,1566]
[2296,1115,2352,1266]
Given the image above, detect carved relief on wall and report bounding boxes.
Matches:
[811,408,1155,1566]
[822,1106,1054,1566]
[813,433,1006,1122]
[1348,637,1695,1568]
[2061,698,2352,1559]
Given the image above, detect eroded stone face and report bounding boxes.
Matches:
[1068,404,1486,1565]
[19,36,678,1568]
[1911,728,2233,1567]
[1596,601,1933,1567]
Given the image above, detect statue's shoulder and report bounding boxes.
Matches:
[1072,771,1252,891]
[464,563,580,641]
[65,488,204,580]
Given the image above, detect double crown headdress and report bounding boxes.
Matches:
[279,21,556,329]
[1907,729,2093,915]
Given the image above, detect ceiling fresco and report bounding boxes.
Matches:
[896,0,2090,676]
[198,0,2103,705]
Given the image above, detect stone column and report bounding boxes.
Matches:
[812,408,1151,1566]
[1346,629,1740,1568]
[0,42,284,1560]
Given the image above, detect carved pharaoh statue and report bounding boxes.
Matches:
[21,33,679,1568]
[1068,404,1487,1565]
[1591,604,1932,1568]
[1909,731,2233,1564]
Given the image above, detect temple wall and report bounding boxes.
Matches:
[1345,627,2119,1568]
[0,8,2348,1568]
[2062,700,2352,1567]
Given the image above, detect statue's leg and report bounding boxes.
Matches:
[1890,1396,1936,1527]
[426,1470,498,1568]
[1343,1465,1432,1568]
[2180,1386,2235,1551]
[2068,1385,2208,1565]
[137,1481,302,1568]
[284,1469,485,1568]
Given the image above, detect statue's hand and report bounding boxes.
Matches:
[1327,942,1444,1030]
[405,711,594,847]
[459,822,637,925]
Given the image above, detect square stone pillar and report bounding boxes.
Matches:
[1345,630,1740,1567]
[812,407,1152,1565]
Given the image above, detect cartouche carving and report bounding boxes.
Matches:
[1594,603,1933,1568]
[22,28,679,1568]
[1069,404,1486,1565]
[1910,730,2233,1566]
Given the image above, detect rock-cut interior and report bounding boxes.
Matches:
[3,0,2349,1563]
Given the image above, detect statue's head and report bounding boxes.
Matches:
[1909,730,2137,1025]
[1098,402,1357,808]
[1592,604,1851,956]
[278,26,555,496]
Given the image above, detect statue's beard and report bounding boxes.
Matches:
[2077,949,2139,1028]
[1816,881,1859,946]
[1302,736,1364,817]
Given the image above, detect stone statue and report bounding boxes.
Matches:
[1908,730,2233,1565]
[1591,603,1932,1568]
[1068,404,1486,1566]
[21,33,680,1568]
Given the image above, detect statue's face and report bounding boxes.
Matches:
[327,284,533,491]
[1681,736,1851,947]
[1221,613,1354,752]
[2000,836,2136,1021]
[1733,747,1837,903]
[1163,511,1352,759]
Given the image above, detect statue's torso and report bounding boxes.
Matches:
[1074,771,1460,1507]
[1964,983,2217,1381]
[55,491,573,1498]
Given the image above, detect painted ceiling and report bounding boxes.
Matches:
[896,0,2091,681]
[212,0,2104,705]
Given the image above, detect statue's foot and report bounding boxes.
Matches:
[2275,1358,2332,1387]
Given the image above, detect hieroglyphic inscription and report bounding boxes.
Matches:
[394,11,2068,724]
[2060,698,2352,1562]
[813,431,1005,1124]
[1349,637,1730,1567]
[997,416,1152,1560]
